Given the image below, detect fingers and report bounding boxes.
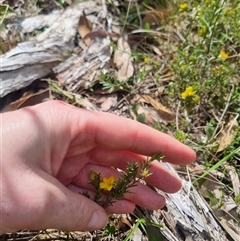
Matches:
[87,146,190,167]
[30,100,195,167]
[68,184,136,214]
[71,163,167,209]
[85,149,182,193]
[32,176,108,232]
[48,187,107,231]
[60,101,196,164]
[2,171,108,232]
[57,149,182,193]
[82,112,195,163]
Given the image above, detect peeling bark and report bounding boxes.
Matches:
[0,1,104,98]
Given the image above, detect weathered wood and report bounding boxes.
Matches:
[0,1,104,98]
[53,36,112,92]
[148,163,229,241]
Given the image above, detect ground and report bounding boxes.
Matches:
[0,0,239,240]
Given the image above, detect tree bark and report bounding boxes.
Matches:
[0,1,103,98]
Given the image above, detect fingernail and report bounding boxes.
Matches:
[86,210,107,231]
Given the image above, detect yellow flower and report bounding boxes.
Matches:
[179,3,188,11]
[99,176,115,191]
[199,28,206,36]
[220,65,226,71]
[219,50,228,59]
[211,66,217,72]
[181,86,195,99]
[225,9,232,16]
[144,56,149,63]
[211,0,216,5]
[181,64,188,69]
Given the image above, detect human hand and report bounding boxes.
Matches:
[1,101,195,233]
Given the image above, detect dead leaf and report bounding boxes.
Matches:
[142,95,176,122]
[1,89,50,113]
[142,7,170,27]
[97,94,118,111]
[149,44,163,57]
[225,165,240,197]
[187,163,205,175]
[216,117,238,152]
[65,0,73,5]
[84,31,119,41]
[113,35,134,82]
[131,104,162,126]
[222,196,238,212]
[119,217,132,229]
[220,219,240,241]
[78,11,92,46]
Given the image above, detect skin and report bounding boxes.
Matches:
[0,100,196,233]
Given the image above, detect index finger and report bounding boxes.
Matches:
[68,106,196,165]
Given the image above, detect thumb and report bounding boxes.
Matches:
[40,183,108,232]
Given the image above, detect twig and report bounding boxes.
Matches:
[135,1,142,28]
[227,113,239,134]
[210,84,234,141]
[122,0,132,32]
[176,100,181,130]
[101,0,107,17]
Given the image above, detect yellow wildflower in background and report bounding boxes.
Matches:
[220,65,226,71]
[181,86,195,99]
[211,65,226,73]
[144,56,149,63]
[181,64,188,69]
[219,50,228,59]
[225,9,232,17]
[199,28,206,36]
[211,66,217,72]
[204,0,216,6]
[179,3,188,12]
[99,176,115,191]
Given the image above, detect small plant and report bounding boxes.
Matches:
[99,72,132,93]
[236,194,240,204]
[123,217,163,241]
[174,129,188,142]
[104,223,117,237]
[168,0,239,158]
[0,4,14,26]
[84,153,164,208]
[179,3,188,12]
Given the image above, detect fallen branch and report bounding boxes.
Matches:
[0,1,104,98]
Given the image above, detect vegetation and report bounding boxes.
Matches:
[86,153,163,208]
[1,0,239,239]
